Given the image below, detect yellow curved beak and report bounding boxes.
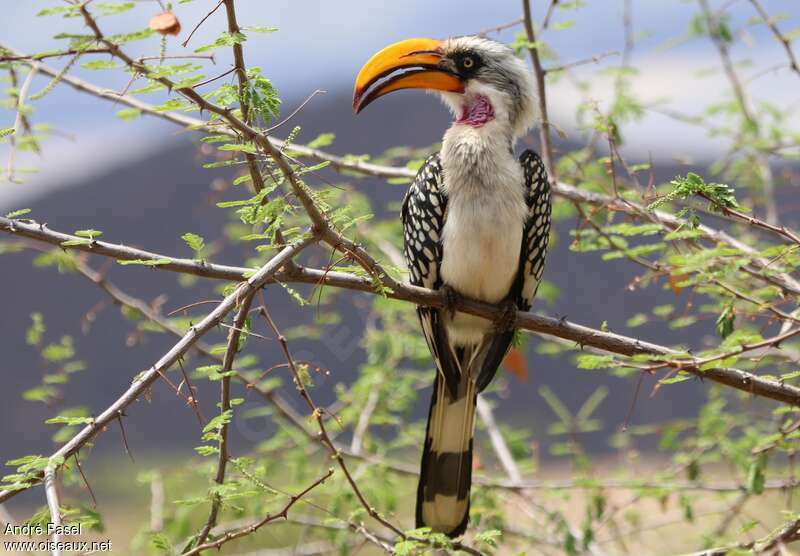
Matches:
[353,38,464,114]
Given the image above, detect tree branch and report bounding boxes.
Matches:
[747,0,800,78]
[522,0,556,180]
[3,218,800,407]
[191,291,256,549]
[44,464,62,556]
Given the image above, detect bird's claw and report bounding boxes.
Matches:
[494,298,518,333]
[441,285,460,318]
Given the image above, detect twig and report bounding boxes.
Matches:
[117,412,134,462]
[697,0,778,225]
[191,67,235,89]
[476,396,522,485]
[44,465,62,556]
[73,453,97,507]
[522,0,556,180]
[0,48,109,61]
[543,50,619,74]
[478,17,524,37]
[699,192,800,246]
[542,0,560,29]
[350,383,380,456]
[181,469,334,556]
[265,89,326,133]
[7,63,37,183]
[181,0,224,48]
[191,292,256,549]
[747,0,800,78]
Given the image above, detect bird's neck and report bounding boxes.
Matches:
[440,97,515,194]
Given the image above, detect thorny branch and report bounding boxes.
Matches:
[3,216,800,406]
[190,291,256,550]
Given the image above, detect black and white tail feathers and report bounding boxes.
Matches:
[416,358,476,538]
[403,150,551,538]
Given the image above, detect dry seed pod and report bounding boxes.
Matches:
[149,11,181,36]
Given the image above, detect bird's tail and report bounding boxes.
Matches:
[416,370,477,538]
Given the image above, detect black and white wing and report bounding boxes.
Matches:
[401,153,461,396]
[515,149,552,311]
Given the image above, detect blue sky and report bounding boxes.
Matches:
[1,0,798,209]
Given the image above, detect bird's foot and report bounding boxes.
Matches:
[494,298,518,333]
[441,285,461,318]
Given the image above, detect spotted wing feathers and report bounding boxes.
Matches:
[516,149,552,310]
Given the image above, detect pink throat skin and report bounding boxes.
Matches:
[456,95,495,127]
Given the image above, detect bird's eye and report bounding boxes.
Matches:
[462,56,475,69]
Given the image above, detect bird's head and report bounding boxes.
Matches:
[353,36,537,139]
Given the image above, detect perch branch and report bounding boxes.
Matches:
[3,218,800,406]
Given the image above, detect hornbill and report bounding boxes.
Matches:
[353,36,551,537]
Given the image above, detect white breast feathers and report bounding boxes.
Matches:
[439,123,527,345]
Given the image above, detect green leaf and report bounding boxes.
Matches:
[245,26,278,34]
[60,239,91,247]
[218,143,258,154]
[307,132,335,149]
[669,316,697,329]
[746,454,765,494]
[116,108,142,121]
[74,229,103,240]
[81,60,119,70]
[94,2,136,16]
[576,354,616,370]
[45,416,94,426]
[659,372,693,385]
[109,28,155,45]
[716,301,736,339]
[474,529,502,547]
[26,313,45,345]
[626,313,648,327]
[195,31,247,53]
[649,172,739,214]
[36,6,80,17]
[181,232,205,252]
[5,208,31,218]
